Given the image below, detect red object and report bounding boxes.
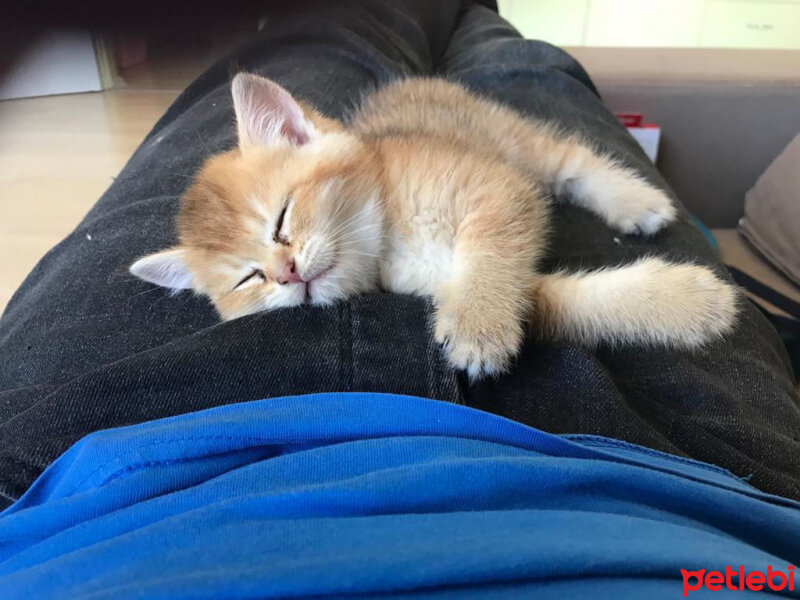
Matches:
[616,113,659,129]
[616,112,643,127]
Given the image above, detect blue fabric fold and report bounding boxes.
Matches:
[1,392,798,598]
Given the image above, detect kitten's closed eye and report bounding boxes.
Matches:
[273,200,290,246]
[233,268,265,290]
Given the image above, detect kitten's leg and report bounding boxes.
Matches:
[516,127,677,235]
[434,206,543,381]
[531,257,738,348]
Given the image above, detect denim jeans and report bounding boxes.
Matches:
[0,0,797,507]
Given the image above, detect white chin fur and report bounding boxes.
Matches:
[307,271,349,305]
[263,282,306,310]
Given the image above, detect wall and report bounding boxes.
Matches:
[601,82,800,226]
[0,30,102,100]
[498,0,800,49]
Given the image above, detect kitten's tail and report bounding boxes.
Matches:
[531,257,738,349]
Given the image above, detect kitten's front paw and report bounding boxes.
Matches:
[435,305,522,382]
[608,188,677,236]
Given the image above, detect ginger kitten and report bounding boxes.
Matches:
[131,73,737,379]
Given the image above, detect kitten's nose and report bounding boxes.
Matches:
[277,259,303,285]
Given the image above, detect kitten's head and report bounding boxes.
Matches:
[130,73,383,320]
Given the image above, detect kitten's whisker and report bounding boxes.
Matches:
[335,223,378,242]
[144,290,172,317]
[316,207,344,238]
[342,251,380,258]
[327,211,370,239]
[332,207,372,231]
[336,238,379,254]
[324,201,348,230]
[127,286,166,301]
[318,207,355,239]
[194,129,214,158]
[335,217,377,238]
[336,229,376,243]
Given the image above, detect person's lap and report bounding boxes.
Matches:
[0,0,797,507]
[439,5,799,498]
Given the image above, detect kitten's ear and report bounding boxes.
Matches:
[129,248,193,290]
[231,72,317,149]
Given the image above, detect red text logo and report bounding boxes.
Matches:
[682,565,795,596]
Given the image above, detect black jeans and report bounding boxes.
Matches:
[0,0,798,508]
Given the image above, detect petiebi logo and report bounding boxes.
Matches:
[682,565,795,596]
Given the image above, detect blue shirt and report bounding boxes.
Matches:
[1,392,798,598]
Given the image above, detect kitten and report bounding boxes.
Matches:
[131,73,737,379]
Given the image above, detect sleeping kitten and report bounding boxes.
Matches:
[131,73,737,379]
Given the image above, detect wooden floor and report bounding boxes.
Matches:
[0,89,178,311]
